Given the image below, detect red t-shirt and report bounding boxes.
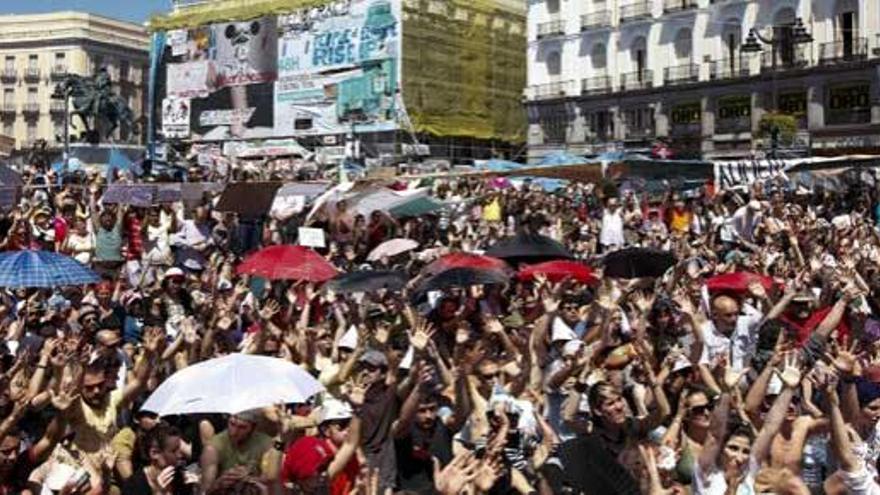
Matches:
[782,306,851,344]
[282,437,359,495]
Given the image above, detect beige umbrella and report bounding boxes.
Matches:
[367,238,419,261]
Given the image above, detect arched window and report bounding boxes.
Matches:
[674,28,692,64]
[547,50,561,76]
[591,43,607,72]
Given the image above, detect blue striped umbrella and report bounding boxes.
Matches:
[0,250,100,288]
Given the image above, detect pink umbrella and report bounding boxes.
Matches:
[367,238,419,262]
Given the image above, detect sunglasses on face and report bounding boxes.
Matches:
[689,404,711,416]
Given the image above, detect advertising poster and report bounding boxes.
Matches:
[162,16,278,141]
[213,16,279,88]
[274,0,401,137]
[161,97,191,139]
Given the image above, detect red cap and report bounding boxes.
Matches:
[282,436,333,482]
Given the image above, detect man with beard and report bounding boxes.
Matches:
[393,360,471,492]
[62,326,163,474]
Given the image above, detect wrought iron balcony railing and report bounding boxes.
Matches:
[621,70,653,91]
[818,38,869,65]
[537,20,566,39]
[582,75,612,95]
[581,10,611,30]
[619,1,652,23]
[664,63,700,85]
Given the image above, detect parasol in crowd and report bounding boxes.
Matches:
[367,238,419,261]
[236,245,338,282]
[0,250,99,288]
[141,354,324,416]
[602,247,676,279]
[416,267,510,293]
[485,232,574,265]
[518,260,597,285]
[324,270,408,294]
[705,272,778,294]
[422,252,510,277]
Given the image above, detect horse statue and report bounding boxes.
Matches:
[56,68,135,144]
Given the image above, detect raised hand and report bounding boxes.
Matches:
[375,325,390,346]
[433,452,479,495]
[409,321,435,353]
[778,353,802,390]
[346,375,368,408]
[143,327,166,354]
[49,384,80,412]
[825,338,861,378]
[483,317,505,335]
[259,299,281,321]
[474,455,504,493]
[719,360,750,394]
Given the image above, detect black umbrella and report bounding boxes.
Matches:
[417,267,509,293]
[602,247,676,279]
[485,232,574,264]
[324,270,408,294]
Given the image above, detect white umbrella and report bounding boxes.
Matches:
[141,354,324,416]
[367,238,419,261]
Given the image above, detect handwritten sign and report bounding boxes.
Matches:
[298,227,326,248]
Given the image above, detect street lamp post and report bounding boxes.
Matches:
[740,18,813,157]
[50,82,70,176]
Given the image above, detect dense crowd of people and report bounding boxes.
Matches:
[1,162,880,495]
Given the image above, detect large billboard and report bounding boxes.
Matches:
[274,0,401,137]
[162,15,279,142]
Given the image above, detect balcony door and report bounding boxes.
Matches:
[839,11,856,59]
[631,37,647,82]
[773,8,796,66]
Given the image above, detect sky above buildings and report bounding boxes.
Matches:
[0,0,170,23]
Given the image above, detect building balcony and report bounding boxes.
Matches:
[818,38,869,65]
[664,63,700,85]
[582,75,612,95]
[0,103,15,115]
[710,57,750,80]
[621,70,653,91]
[21,103,40,115]
[826,108,871,126]
[0,69,16,83]
[50,101,66,114]
[50,65,68,80]
[760,46,811,72]
[581,10,611,31]
[536,20,566,40]
[619,1,652,23]
[23,67,41,82]
[531,81,570,100]
[663,0,698,14]
[715,116,752,134]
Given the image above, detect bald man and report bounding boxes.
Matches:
[700,294,765,372]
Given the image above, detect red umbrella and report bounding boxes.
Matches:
[236,245,338,282]
[705,272,777,294]
[423,252,510,277]
[518,260,597,285]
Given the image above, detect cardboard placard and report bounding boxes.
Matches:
[297,227,326,248]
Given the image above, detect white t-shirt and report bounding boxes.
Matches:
[600,208,625,247]
[693,455,759,495]
[699,303,764,371]
[840,460,880,495]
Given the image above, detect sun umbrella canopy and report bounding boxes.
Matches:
[485,232,574,265]
[705,272,777,294]
[417,267,510,293]
[141,354,324,416]
[0,250,100,288]
[603,247,676,279]
[367,238,419,261]
[388,196,446,219]
[423,252,510,277]
[236,245,338,282]
[518,260,597,285]
[324,270,408,294]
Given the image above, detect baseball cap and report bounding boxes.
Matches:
[359,349,388,368]
[163,267,185,280]
[282,436,333,481]
[319,399,353,424]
